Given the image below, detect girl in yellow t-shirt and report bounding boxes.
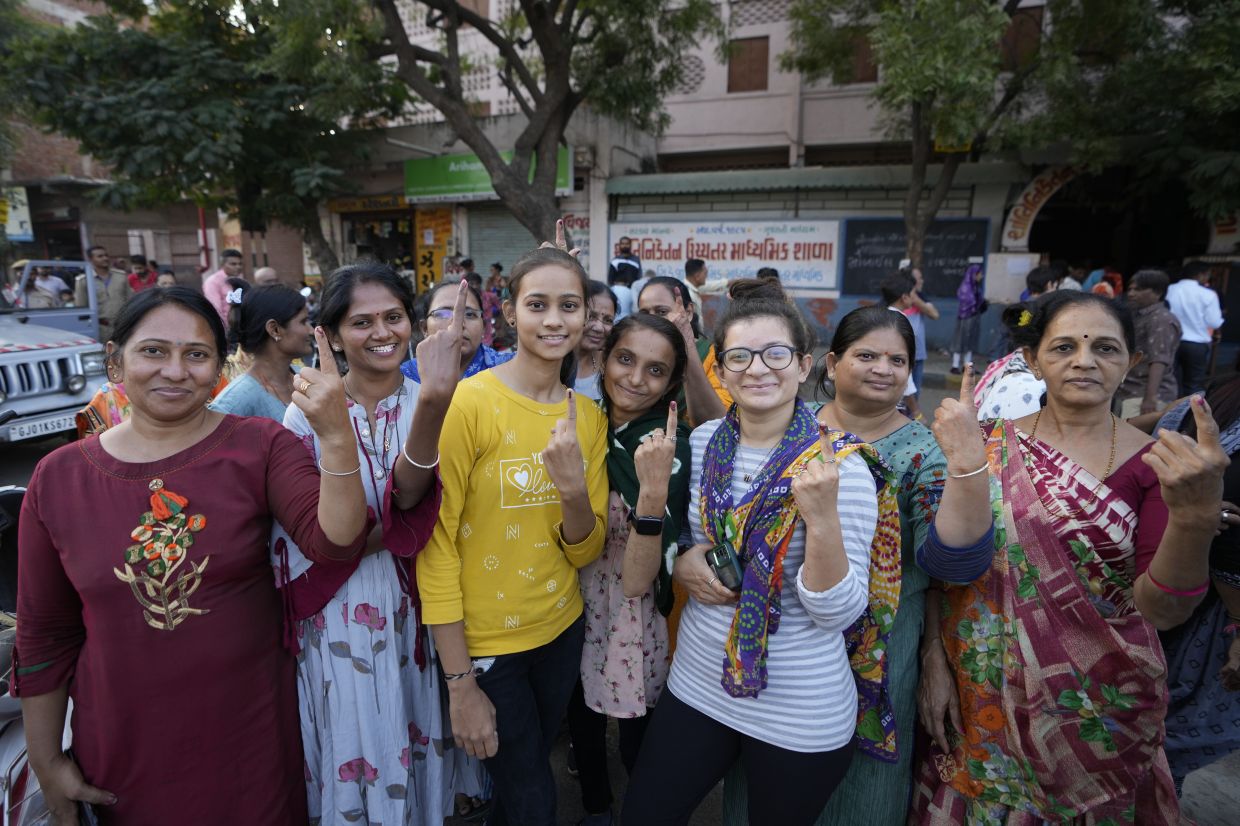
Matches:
[418,247,608,826]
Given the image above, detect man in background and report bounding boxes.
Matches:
[1167,261,1224,395]
[254,266,279,286]
[127,254,157,292]
[203,248,244,328]
[1118,269,1181,417]
[608,237,642,286]
[75,245,133,337]
[684,258,728,319]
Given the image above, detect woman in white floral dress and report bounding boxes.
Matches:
[273,264,486,825]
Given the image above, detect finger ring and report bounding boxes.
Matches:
[708,576,718,587]
[298,380,312,394]
[1224,509,1232,518]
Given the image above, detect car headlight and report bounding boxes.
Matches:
[81,351,106,374]
[67,374,87,393]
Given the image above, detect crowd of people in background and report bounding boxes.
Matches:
[9,221,1240,826]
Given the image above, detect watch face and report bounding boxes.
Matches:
[630,514,663,535]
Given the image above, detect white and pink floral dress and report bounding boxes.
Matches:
[578,491,671,717]
[272,378,487,826]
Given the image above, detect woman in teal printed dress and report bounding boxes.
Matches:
[721,305,996,825]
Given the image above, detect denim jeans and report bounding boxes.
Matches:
[1175,340,1211,396]
[475,614,585,826]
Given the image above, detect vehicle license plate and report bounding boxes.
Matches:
[9,413,75,440]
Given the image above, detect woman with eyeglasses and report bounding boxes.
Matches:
[401,279,512,384]
[572,281,618,401]
[622,297,889,825]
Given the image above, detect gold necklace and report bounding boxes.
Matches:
[1031,409,1118,479]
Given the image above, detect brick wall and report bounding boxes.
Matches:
[8,120,105,182]
[240,222,308,284]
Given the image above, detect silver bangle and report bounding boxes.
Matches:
[402,444,439,470]
[949,462,989,479]
[317,458,361,477]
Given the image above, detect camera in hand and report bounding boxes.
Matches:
[705,543,744,592]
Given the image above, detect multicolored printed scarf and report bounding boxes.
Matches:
[701,399,901,707]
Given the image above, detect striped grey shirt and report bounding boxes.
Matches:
[666,419,878,753]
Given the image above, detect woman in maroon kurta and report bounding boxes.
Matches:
[9,286,427,824]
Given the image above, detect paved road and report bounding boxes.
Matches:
[5,382,1237,824]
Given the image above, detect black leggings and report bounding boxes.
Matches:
[621,690,854,826]
[566,679,650,814]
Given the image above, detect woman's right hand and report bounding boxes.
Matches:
[674,543,740,605]
[917,641,963,755]
[932,362,988,476]
[34,752,115,825]
[448,680,499,759]
[292,327,351,443]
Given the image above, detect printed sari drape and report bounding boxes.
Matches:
[912,420,1179,825]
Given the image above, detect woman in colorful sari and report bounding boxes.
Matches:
[914,290,1228,824]
[720,305,996,825]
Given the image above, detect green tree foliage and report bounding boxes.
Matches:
[1033,0,1240,220]
[331,0,724,241]
[788,1,1240,257]
[8,1,408,272]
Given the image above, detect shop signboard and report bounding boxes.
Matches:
[405,147,572,203]
[0,187,34,242]
[607,220,840,297]
[415,207,454,293]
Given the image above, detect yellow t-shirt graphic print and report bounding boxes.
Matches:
[418,370,608,656]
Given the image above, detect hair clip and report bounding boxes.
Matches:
[1017,310,1032,327]
[226,287,244,305]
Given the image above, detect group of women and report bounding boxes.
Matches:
[13,222,1237,826]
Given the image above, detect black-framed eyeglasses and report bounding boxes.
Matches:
[428,308,483,321]
[719,344,797,372]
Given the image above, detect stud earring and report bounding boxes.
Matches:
[333,346,343,352]
[273,335,282,342]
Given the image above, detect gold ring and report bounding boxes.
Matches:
[298,380,312,394]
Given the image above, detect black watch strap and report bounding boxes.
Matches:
[628,512,664,536]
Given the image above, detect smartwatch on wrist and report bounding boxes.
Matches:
[628,512,663,536]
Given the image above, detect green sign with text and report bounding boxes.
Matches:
[404,147,572,203]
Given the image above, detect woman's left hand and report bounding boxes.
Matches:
[416,279,467,407]
[1143,396,1228,523]
[792,426,840,528]
[931,363,988,477]
[292,327,351,442]
[634,403,678,494]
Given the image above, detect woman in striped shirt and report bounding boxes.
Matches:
[622,297,882,825]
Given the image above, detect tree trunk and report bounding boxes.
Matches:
[298,206,340,275]
[904,102,930,269]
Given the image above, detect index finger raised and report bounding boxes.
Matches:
[449,278,469,338]
[1191,395,1221,450]
[565,388,577,421]
[666,400,679,438]
[818,423,836,462]
[959,362,976,406]
[313,327,340,376]
[555,218,567,251]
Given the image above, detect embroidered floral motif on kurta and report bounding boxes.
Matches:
[114,480,210,631]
